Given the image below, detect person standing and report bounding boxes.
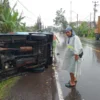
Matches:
[53,33,60,64]
[62,26,83,87]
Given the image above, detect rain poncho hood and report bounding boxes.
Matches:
[65,26,76,37]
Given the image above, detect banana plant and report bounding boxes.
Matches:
[0,0,26,33]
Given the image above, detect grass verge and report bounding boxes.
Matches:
[86,37,95,40]
[0,76,20,100]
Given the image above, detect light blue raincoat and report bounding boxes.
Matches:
[62,26,83,78]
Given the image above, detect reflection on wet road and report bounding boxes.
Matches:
[64,87,82,100]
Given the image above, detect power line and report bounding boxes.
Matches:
[82,14,92,21]
[17,0,37,18]
[16,0,48,27]
[26,16,36,22]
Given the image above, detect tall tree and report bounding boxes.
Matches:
[78,22,89,37]
[33,16,42,31]
[53,8,68,30]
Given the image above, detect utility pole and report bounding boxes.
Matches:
[77,14,78,28]
[92,1,99,28]
[70,1,72,24]
[90,13,92,28]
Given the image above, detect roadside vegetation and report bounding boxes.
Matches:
[0,77,20,100]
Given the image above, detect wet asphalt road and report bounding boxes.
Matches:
[55,36,100,100]
[5,66,59,100]
[5,35,100,100]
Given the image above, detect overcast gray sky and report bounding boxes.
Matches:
[9,0,100,26]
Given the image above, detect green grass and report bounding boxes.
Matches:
[86,37,95,40]
[0,76,20,100]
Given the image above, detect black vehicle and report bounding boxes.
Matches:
[0,32,53,79]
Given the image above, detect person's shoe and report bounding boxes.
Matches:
[65,82,75,88]
[57,53,60,55]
